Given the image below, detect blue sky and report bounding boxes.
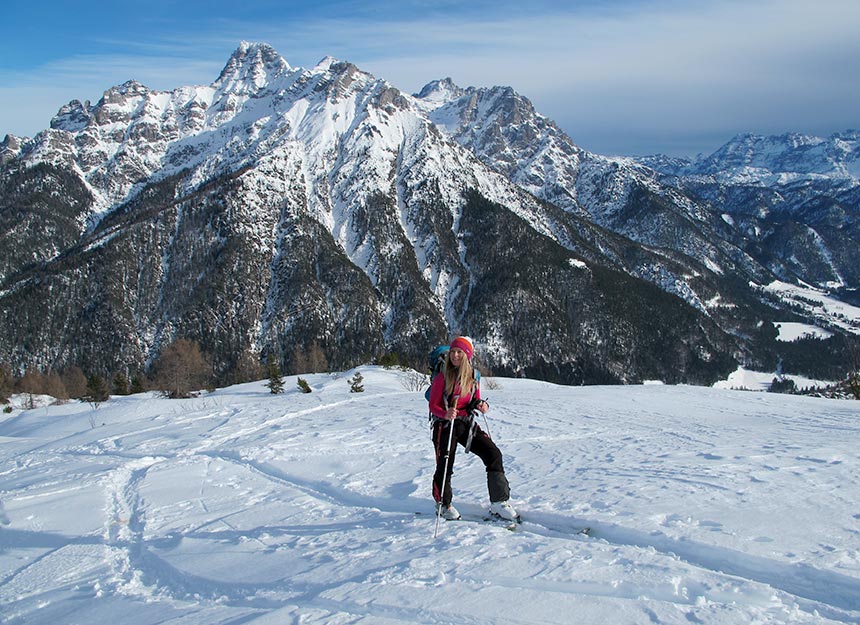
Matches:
[2,0,858,156]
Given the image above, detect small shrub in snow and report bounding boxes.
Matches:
[400,369,428,392]
[846,372,860,400]
[349,372,364,393]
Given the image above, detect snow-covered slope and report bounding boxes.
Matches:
[1,367,858,624]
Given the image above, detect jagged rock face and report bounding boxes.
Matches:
[0,43,857,383]
[420,82,585,217]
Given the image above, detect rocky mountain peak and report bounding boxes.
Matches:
[312,55,341,71]
[50,99,93,132]
[414,77,466,105]
[214,41,292,93]
[0,134,24,164]
[307,56,379,103]
[102,79,151,101]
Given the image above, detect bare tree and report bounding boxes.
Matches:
[400,368,429,392]
[17,368,44,409]
[308,341,329,374]
[292,346,309,375]
[43,371,69,402]
[61,366,88,399]
[229,348,265,385]
[151,339,213,399]
[292,341,329,374]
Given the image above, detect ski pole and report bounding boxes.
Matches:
[481,410,492,440]
[434,394,459,538]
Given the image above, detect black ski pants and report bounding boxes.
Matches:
[432,417,510,507]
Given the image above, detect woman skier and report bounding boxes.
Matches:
[429,336,518,522]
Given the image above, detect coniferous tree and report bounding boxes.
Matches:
[768,377,797,394]
[297,377,312,393]
[265,355,285,394]
[113,372,131,396]
[378,353,400,369]
[130,374,147,394]
[84,374,110,408]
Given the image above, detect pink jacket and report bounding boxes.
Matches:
[428,373,481,419]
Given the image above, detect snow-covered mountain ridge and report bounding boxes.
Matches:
[634,130,860,296]
[641,131,860,185]
[1,42,858,385]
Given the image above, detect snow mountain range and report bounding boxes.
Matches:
[1,42,858,384]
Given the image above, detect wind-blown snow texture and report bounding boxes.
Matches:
[2,367,858,624]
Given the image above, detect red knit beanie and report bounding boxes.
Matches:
[449,336,474,360]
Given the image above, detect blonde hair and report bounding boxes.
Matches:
[443,351,475,399]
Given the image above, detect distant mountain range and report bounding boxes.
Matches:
[1,42,857,385]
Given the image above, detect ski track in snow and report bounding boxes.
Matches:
[518,514,860,620]
[1,369,859,624]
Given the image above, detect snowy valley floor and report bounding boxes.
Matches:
[1,367,859,624]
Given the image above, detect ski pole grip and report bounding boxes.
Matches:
[448,394,460,420]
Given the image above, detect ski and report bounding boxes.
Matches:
[518,515,592,537]
[417,511,591,536]
[492,513,592,537]
[415,510,518,531]
[449,512,518,531]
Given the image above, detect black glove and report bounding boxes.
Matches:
[466,397,487,412]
